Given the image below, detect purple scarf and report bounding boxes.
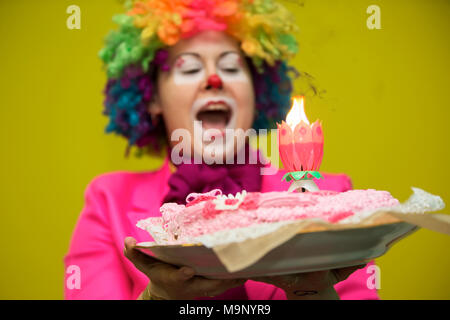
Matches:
[162,145,265,205]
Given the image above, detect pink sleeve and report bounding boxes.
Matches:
[64,180,132,300]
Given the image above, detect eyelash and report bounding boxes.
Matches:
[183,69,201,74]
[182,68,239,75]
[223,68,238,73]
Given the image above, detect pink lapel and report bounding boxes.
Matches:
[130,157,172,212]
[127,157,172,242]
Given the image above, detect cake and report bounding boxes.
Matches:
[137,188,400,244]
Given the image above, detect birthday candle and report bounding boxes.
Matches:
[277,96,324,191]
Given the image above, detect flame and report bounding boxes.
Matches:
[286,96,309,130]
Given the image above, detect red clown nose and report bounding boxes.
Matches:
[207,74,223,89]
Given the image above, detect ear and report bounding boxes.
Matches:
[148,94,163,117]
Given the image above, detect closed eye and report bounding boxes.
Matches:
[223,68,239,73]
[183,69,201,74]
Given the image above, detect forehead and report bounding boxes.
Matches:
[168,30,241,60]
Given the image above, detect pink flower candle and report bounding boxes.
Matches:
[277,96,324,192]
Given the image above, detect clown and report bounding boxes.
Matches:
[64,0,379,300]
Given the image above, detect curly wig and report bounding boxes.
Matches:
[100,0,301,156]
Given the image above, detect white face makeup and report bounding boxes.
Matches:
[216,52,249,83]
[173,54,205,85]
[152,30,255,163]
[173,52,250,86]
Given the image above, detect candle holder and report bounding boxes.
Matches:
[282,171,323,192]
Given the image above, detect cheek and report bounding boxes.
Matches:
[232,83,255,128]
[217,69,250,84]
[159,83,195,136]
[159,73,196,116]
[220,70,254,110]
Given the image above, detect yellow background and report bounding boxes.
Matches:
[0,0,449,299]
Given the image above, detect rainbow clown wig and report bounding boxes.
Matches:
[99,0,301,155]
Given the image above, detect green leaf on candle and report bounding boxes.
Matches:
[282,172,293,182]
[282,171,323,182]
[310,171,323,179]
[291,171,306,180]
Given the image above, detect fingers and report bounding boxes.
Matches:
[123,237,165,275]
[190,278,246,297]
[240,263,368,296]
[171,266,196,282]
[124,237,246,299]
[251,271,327,288]
[124,237,197,286]
[252,270,336,292]
[249,275,290,287]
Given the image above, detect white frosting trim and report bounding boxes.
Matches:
[213,190,247,210]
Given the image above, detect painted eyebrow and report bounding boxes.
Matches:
[219,51,240,59]
[173,52,200,61]
[173,51,240,63]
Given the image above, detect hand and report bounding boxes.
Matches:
[124,237,246,300]
[250,264,367,300]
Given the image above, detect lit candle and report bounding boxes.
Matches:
[277,96,324,192]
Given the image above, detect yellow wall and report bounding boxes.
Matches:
[0,0,449,299]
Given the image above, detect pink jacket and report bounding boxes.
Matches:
[64,158,379,300]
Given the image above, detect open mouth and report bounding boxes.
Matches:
[195,101,233,131]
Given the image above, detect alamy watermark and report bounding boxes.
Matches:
[64,4,381,31]
[169,121,280,176]
[66,265,81,290]
[367,5,381,30]
[366,264,381,289]
[66,5,81,30]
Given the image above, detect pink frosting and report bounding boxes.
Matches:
[159,189,399,242]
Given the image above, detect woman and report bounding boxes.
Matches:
[64,0,379,300]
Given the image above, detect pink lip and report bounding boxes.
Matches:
[201,100,229,110]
